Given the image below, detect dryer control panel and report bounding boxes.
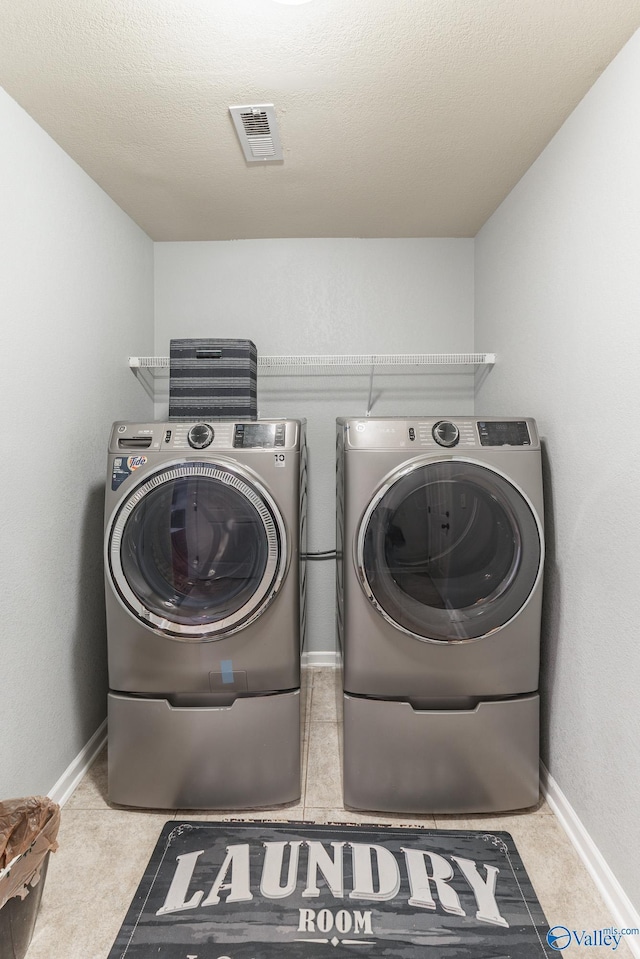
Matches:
[341,417,539,450]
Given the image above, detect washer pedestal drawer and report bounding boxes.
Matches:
[108,690,300,809]
[343,693,539,814]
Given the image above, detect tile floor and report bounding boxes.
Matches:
[26,668,630,958]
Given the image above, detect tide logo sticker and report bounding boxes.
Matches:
[127,455,148,470]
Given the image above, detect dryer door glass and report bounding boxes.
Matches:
[109,463,285,638]
[359,461,541,642]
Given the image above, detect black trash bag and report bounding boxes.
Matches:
[0,797,60,959]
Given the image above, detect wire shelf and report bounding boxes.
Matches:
[128,353,495,412]
[130,353,495,373]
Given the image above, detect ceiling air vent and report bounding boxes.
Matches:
[229,103,283,163]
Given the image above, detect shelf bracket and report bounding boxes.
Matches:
[129,357,156,400]
[366,365,376,416]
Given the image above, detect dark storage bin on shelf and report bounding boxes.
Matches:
[169,337,258,420]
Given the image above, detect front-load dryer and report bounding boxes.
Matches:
[336,416,544,814]
[105,418,306,809]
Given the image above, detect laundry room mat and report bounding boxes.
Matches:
[107,820,553,958]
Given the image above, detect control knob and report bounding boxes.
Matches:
[187,423,215,449]
[432,421,460,448]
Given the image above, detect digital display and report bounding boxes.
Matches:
[477,421,531,447]
[233,423,286,448]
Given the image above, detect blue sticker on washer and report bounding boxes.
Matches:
[220,660,234,684]
[111,455,147,490]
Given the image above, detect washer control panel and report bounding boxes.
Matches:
[110,420,298,452]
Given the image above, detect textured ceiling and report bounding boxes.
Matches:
[2,0,640,240]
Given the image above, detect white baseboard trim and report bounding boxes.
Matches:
[49,719,108,807]
[540,762,640,953]
[302,651,340,669]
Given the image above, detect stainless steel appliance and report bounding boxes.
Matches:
[336,416,544,813]
[105,418,306,809]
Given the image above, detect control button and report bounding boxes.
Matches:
[408,427,416,441]
[187,423,214,449]
[164,430,172,444]
[432,421,460,448]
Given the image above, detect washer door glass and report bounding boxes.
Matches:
[359,461,541,642]
[109,463,284,638]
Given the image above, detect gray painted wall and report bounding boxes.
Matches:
[4,23,638,918]
[153,238,475,654]
[0,87,154,798]
[475,32,640,910]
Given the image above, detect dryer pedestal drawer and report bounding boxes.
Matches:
[108,690,300,809]
[343,693,539,814]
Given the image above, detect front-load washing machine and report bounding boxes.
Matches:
[336,416,544,814]
[105,418,306,809]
